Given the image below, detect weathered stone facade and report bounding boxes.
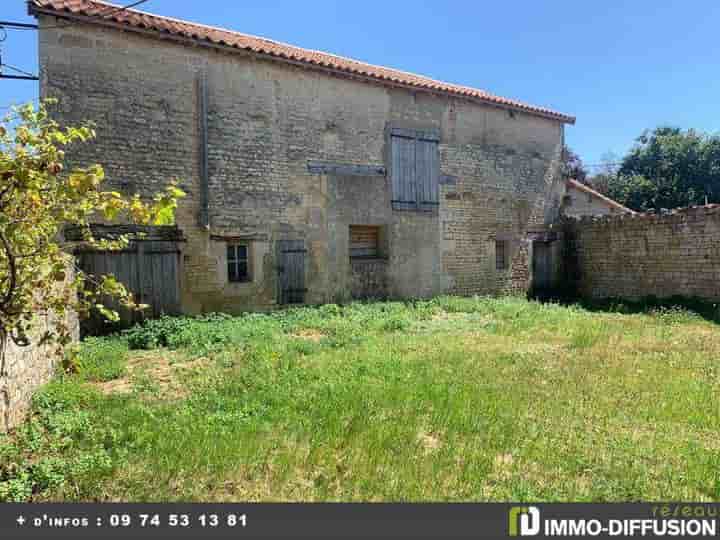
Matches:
[563,206,720,301]
[37,13,570,312]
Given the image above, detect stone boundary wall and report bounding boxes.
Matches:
[563,204,720,301]
[0,309,79,433]
[0,264,79,433]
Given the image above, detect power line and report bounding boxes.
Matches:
[1,63,36,79]
[0,0,151,83]
[0,74,38,81]
[584,163,624,169]
[0,21,38,31]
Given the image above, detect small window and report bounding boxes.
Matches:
[350,225,380,258]
[587,193,593,204]
[496,240,508,271]
[227,244,249,282]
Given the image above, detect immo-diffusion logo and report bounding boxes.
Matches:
[509,506,541,536]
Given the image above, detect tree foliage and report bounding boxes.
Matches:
[607,127,720,212]
[562,146,587,183]
[0,101,184,352]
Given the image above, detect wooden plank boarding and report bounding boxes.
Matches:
[76,236,182,333]
[532,241,552,291]
[277,240,307,305]
[307,161,386,176]
[350,225,380,258]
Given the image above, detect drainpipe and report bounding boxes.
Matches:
[197,71,210,229]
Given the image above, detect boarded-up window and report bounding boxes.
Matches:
[227,244,249,282]
[390,127,439,211]
[496,240,508,271]
[350,225,380,258]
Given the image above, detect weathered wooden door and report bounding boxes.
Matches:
[532,241,553,292]
[277,240,307,305]
[77,239,181,330]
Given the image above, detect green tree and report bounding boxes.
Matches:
[585,151,620,196]
[609,127,720,211]
[562,145,587,183]
[0,101,184,355]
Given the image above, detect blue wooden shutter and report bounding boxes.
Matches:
[391,133,417,210]
[416,136,439,210]
[391,128,439,211]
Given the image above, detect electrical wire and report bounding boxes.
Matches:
[0,0,150,82]
[0,63,37,79]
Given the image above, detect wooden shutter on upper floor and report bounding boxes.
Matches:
[390,127,440,211]
[416,134,440,210]
[390,132,417,211]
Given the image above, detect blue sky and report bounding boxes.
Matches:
[1,0,719,169]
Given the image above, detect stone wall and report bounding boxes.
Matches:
[0,309,78,433]
[38,16,567,311]
[350,259,389,300]
[564,205,720,301]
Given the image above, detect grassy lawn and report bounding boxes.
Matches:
[2,296,719,501]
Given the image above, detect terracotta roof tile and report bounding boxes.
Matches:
[30,0,575,124]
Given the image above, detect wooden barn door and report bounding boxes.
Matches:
[277,240,307,305]
[532,241,552,292]
[77,239,181,331]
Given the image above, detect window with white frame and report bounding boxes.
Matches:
[227,244,250,282]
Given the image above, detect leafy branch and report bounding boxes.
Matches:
[0,100,185,355]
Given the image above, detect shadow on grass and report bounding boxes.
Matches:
[533,291,720,326]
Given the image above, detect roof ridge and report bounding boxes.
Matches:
[30,0,575,123]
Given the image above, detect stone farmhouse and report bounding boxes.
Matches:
[31,0,578,314]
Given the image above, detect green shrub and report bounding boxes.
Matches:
[123,313,274,356]
[124,316,192,349]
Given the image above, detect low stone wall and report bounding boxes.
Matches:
[563,205,720,301]
[0,308,79,433]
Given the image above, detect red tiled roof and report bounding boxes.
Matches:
[29,0,575,124]
[567,179,635,214]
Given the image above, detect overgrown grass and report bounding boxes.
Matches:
[74,337,129,382]
[2,296,720,501]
